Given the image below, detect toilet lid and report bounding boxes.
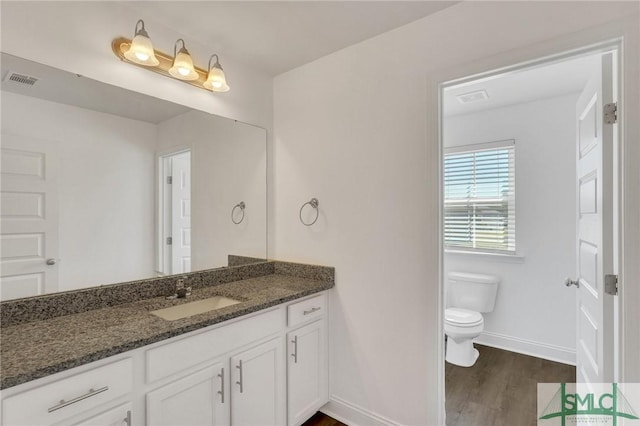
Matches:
[445,308,483,326]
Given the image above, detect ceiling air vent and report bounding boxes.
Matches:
[457,89,489,104]
[3,71,39,87]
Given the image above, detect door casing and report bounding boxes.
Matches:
[434,38,625,424]
[156,148,191,276]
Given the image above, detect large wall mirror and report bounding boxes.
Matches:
[0,53,267,300]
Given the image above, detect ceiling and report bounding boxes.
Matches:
[1,53,191,124]
[444,53,601,117]
[123,1,457,76]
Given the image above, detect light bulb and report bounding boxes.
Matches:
[124,20,159,67]
[169,40,199,81]
[204,55,230,92]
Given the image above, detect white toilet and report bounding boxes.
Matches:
[445,272,499,367]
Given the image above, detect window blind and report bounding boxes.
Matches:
[444,140,515,253]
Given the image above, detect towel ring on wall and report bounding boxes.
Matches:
[231,201,246,224]
[299,198,319,226]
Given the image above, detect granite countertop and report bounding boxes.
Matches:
[0,261,334,390]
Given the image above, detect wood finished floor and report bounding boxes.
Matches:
[301,412,347,426]
[446,344,575,426]
[302,345,575,426]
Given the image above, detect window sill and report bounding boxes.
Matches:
[444,249,525,263]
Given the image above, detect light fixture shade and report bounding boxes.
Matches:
[204,54,230,92]
[124,20,159,66]
[169,47,199,81]
[204,66,230,92]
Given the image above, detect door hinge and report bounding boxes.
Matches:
[604,103,617,124]
[605,274,618,296]
[167,176,173,184]
[166,237,172,245]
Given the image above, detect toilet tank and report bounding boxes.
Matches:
[448,272,500,313]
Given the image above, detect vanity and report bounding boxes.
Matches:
[0,41,329,426]
[0,260,334,426]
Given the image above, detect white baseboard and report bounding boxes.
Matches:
[320,395,401,426]
[475,331,576,366]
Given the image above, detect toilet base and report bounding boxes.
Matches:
[445,338,479,367]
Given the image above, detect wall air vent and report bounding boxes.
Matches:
[456,89,489,104]
[3,71,39,87]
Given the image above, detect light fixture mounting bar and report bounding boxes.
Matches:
[111,37,210,91]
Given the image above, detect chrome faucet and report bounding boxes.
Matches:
[166,277,192,299]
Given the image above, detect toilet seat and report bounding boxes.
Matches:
[445,308,483,327]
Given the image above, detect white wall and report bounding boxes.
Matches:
[273,2,639,425]
[157,111,267,269]
[1,91,157,291]
[444,94,579,364]
[0,1,272,129]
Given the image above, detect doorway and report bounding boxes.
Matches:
[158,149,192,276]
[439,43,621,425]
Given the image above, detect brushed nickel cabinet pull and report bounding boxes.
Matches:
[218,368,225,403]
[303,307,321,315]
[236,361,243,393]
[124,410,132,426]
[291,336,298,364]
[47,386,109,413]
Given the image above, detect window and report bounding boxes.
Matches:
[444,140,515,253]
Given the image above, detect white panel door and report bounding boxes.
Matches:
[146,363,229,426]
[575,52,615,383]
[287,320,328,426]
[70,402,132,426]
[171,152,191,274]
[231,337,285,426]
[1,133,59,300]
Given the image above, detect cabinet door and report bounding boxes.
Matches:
[230,337,285,426]
[146,363,229,426]
[287,320,328,426]
[70,402,132,426]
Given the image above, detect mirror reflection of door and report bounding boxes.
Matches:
[161,150,191,275]
[0,133,59,300]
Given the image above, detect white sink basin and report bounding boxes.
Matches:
[151,296,241,321]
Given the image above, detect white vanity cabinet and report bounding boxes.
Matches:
[0,291,329,426]
[1,358,133,426]
[286,294,329,426]
[145,337,285,426]
[70,402,132,426]
[146,363,227,426]
[230,337,286,426]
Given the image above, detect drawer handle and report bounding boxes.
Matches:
[124,410,132,426]
[303,307,321,315]
[47,386,109,413]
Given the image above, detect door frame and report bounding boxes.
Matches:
[433,37,628,423]
[156,147,191,276]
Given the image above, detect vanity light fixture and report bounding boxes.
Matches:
[112,19,231,93]
[203,54,230,92]
[123,20,159,66]
[168,39,199,81]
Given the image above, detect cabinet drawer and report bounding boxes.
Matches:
[146,308,284,383]
[288,293,326,327]
[2,358,133,426]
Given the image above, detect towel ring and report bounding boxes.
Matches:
[299,198,319,226]
[231,201,246,224]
